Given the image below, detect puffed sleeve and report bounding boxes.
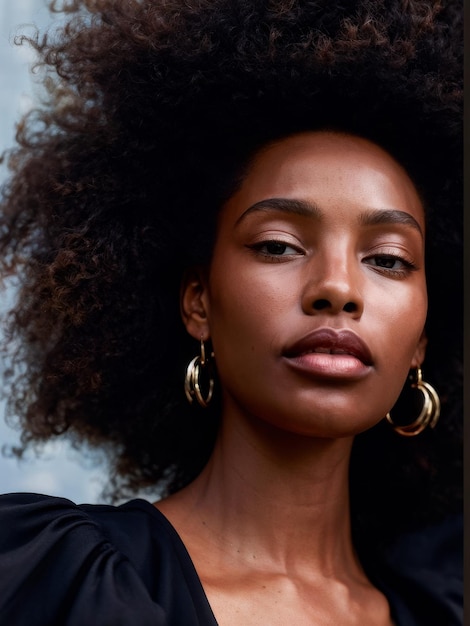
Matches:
[0,493,169,625]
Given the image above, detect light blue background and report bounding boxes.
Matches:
[0,1,108,504]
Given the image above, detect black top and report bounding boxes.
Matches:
[0,493,462,625]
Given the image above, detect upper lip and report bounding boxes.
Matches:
[284,327,373,365]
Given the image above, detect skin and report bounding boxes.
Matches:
[157,131,427,625]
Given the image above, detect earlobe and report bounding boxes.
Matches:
[410,331,427,368]
[180,268,211,341]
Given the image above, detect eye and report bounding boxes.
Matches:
[248,239,303,260]
[261,241,298,255]
[364,253,417,277]
[370,255,402,269]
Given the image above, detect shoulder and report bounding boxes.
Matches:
[379,514,462,625]
[0,491,161,562]
[0,493,168,625]
[0,493,216,626]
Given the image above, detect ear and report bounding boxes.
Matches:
[180,267,211,341]
[410,331,427,368]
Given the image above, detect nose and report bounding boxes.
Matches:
[301,249,364,318]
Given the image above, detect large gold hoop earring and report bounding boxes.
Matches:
[184,338,215,408]
[386,367,440,437]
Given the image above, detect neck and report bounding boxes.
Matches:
[158,406,361,578]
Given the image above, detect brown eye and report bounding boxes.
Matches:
[374,255,398,269]
[248,239,303,261]
[250,240,301,256]
[265,241,289,255]
[363,253,416,278]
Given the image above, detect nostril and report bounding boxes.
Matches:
[313,299,330,310]
[343,302,357,313]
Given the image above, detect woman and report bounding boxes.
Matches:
[0,1,462,625]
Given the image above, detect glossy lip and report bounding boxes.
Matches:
[283,327,373,379]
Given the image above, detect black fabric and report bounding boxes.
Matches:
[0,493,462,625]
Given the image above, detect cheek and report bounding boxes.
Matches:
[208,264,297,345]
[205,265,294,393]
[368,287,427,387]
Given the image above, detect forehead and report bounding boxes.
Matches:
[222,131,425,229]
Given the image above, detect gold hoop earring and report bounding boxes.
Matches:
[184,338,215,408]
[386,367,440,437]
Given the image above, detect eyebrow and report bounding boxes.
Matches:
[235,198,321,224]
[235,197,423,238]
[359,208,423,238]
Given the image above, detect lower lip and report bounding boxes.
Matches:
[284,353,371,380]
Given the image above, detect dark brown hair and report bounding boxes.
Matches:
[0,0,462,556]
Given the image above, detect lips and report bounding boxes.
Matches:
[284,327,373,366]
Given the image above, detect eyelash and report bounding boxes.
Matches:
[363,252,417,278]
[247,239,304,262]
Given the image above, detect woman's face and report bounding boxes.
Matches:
[184,131,427,437]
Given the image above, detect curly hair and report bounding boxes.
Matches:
[0,0,462,557]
